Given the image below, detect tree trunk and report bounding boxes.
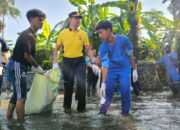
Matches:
[176,33,180,71]
[128,0,139,58]
[2,14,5,38]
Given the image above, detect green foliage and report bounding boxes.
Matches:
[34,0,175,68]
[0,0,21,37]
[68,0,135,51]
[139,9,173,60]
[162,0,180,69]
[42,60,52,70]
[35,20,67,69]
[69,0,87,6]
[0,0,21,18]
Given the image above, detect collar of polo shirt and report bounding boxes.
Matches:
[69,27,80,32]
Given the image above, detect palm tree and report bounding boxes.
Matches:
[0,0,21,37]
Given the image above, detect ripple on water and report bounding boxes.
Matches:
[0,91,180,130]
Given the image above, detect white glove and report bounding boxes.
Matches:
[92,64,99,75]
[132,69,138,83]
[99,83,106,98]
[167,53,171,57]
[100,97,106,105]
[53,62,59,69]
[35,66,44,74]
[0,67,3,75]
[176,68,179,73]
[99,83,106,105]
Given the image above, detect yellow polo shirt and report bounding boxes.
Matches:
[57,28,89,58]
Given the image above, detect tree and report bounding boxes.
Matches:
[35,19,68,69]
[140,9,173,60]
[162,0,180,68]
[0,0,21,37]
[68,0,173,60]
[127,0,140,57]
[69,0,110,50]
[68,0,136,52]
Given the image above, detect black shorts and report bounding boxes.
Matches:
[9,60,27,104]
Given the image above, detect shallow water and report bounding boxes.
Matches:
[0,91,180,130]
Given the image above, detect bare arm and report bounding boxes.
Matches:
[84,45,95,64]
[102,67,108,83]
[130,55,137,70]
[4,51,11,63]
[24,53,39,68]
[53,44,61,63]
[87,62,93,68]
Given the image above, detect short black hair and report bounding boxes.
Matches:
[95,20,112,31]
[26,9,46,21]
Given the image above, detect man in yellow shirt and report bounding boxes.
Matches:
[53,11,99,112]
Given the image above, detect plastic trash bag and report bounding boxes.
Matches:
[25,68,61,115]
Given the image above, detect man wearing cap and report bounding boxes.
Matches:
[6,9,46,121]
[155,43,180,84]
[53,11,99,112]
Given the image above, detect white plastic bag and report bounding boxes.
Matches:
[25,68,61,115]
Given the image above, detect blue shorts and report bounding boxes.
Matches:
[9,59,28,104]
[6,58,14,81]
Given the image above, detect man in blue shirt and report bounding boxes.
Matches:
[95,20,138,116]
[155,43,180,83]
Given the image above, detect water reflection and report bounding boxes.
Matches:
[0,91,180,130]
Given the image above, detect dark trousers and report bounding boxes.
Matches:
[87,67,99,96]
[62,57,86,111]
[0,75,3,95]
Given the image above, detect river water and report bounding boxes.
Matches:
[0,91,180,130]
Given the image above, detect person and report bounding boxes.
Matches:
[5,51,12,96]
[0,20,10,96]
[155,43,180,92]
[53,11,99,112]
[96,55,103,93]
[131,57,142,96]
[86,49,99,97]
[95,20,138,116]
[6,9,46,121]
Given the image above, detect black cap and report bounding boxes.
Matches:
[69,11,82,19]
[95,20,112,31]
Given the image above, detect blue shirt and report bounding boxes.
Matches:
[100,35,133,70]
[158,52,177,70]
[157,52,180,81]
[0,37,9,66]
[0,37,9,52]
[85,56,90,65]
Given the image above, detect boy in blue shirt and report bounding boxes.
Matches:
[95,20,138,116]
